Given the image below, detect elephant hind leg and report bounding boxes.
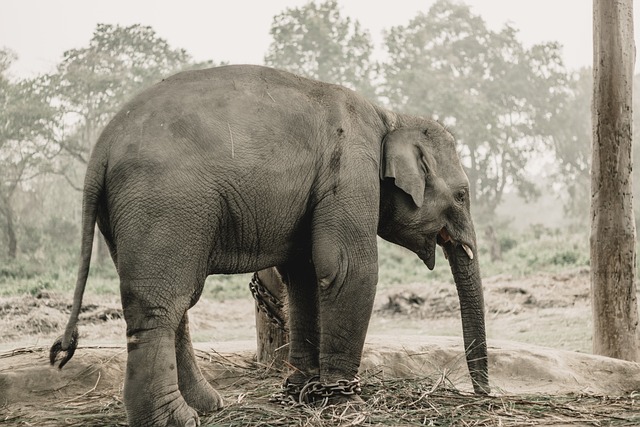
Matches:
[176,312,224,413]
[121,278,200,427]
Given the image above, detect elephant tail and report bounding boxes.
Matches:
[50,146,108,369]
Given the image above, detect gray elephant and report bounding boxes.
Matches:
[50,64,489,426]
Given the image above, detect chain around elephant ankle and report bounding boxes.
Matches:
[269,377,307,406]
[270,376,362,406]
[298,376,362,405]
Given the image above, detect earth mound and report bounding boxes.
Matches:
[1,336,638,426]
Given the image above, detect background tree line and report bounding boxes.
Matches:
[0,0,627,263]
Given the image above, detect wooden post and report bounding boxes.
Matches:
[591,0,640,361]
[252,268,289,367]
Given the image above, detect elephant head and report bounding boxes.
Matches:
[378,122,490,394]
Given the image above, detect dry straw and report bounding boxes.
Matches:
[1,347,638,426]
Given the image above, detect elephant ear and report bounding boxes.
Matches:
[381,129,430,208]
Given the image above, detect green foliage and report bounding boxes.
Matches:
[377,239,453,288]
[88,259,119,281]
[44,216,79,247]
[0,5,625,304]
[203,274,253,301]
[0,24,217,260]
[380,0,571,217]
[547,250,581,266]
[17,223,43,254]
[0,226,593,300]
[0,259,43,281]
[0,258,60,296]
[377,227,592,291]
[528,223,556,240]
[498,234,518,253]
[264,0,377,100]
[0,253,120,296]
[545,66,640,229]
[52,24,198,173]
[548,68,592,223]
[480,229,590,278]
[84,276,120,295]
[0,49,61,259]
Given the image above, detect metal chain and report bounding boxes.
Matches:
[252,273,362,405]
[269,378,306,406]
[270,376,362,406]
[249,272,287,331]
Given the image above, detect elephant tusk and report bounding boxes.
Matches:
[461,243,474,260]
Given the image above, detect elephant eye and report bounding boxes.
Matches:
[455,189,467,203]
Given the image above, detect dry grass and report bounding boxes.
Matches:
[204,374,639,426]
[2,347,638,427]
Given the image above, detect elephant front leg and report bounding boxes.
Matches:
[312,235,378,404]
[176,312,224,413]
[122,284,199,427]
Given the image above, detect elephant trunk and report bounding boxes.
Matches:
[446,241,490,394]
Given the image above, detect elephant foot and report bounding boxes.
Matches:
[180,378,224,414]
[168,409,200,427]
[127,390,200,427]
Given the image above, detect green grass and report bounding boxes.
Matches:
[0,228,604,299]
[479,230,591,278]
[203,274,253,300]
[377,238,454,289]
[0,257,250,299]
[377,229,593,291]
[0,257,123,296]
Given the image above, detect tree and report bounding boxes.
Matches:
[49,24,209,262]
[591,0,639,362]
[264,0,377,99]
[51,24,202,186]
[0,49,60,258]
[549,68,592,223]
[551,71,640,229]
[381,0,570,216]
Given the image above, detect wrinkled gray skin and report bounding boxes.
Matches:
[50,65,489,427]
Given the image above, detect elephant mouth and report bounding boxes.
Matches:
[420,234,438,271]
[419,228,474,271]
[437,228,474,261]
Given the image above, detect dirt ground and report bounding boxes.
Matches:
[0,266,595,351]
[1,267,639,426]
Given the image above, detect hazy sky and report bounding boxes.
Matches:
[1,0,638,79]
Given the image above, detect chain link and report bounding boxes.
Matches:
[249,272,287,331]
[270,376,362,406]
[252,273,362,405]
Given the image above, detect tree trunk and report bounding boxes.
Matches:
[252,268,289,368]
[591,0,640,361]
[6,204,17,259]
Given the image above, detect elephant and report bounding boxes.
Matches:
[50,64,489,426]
